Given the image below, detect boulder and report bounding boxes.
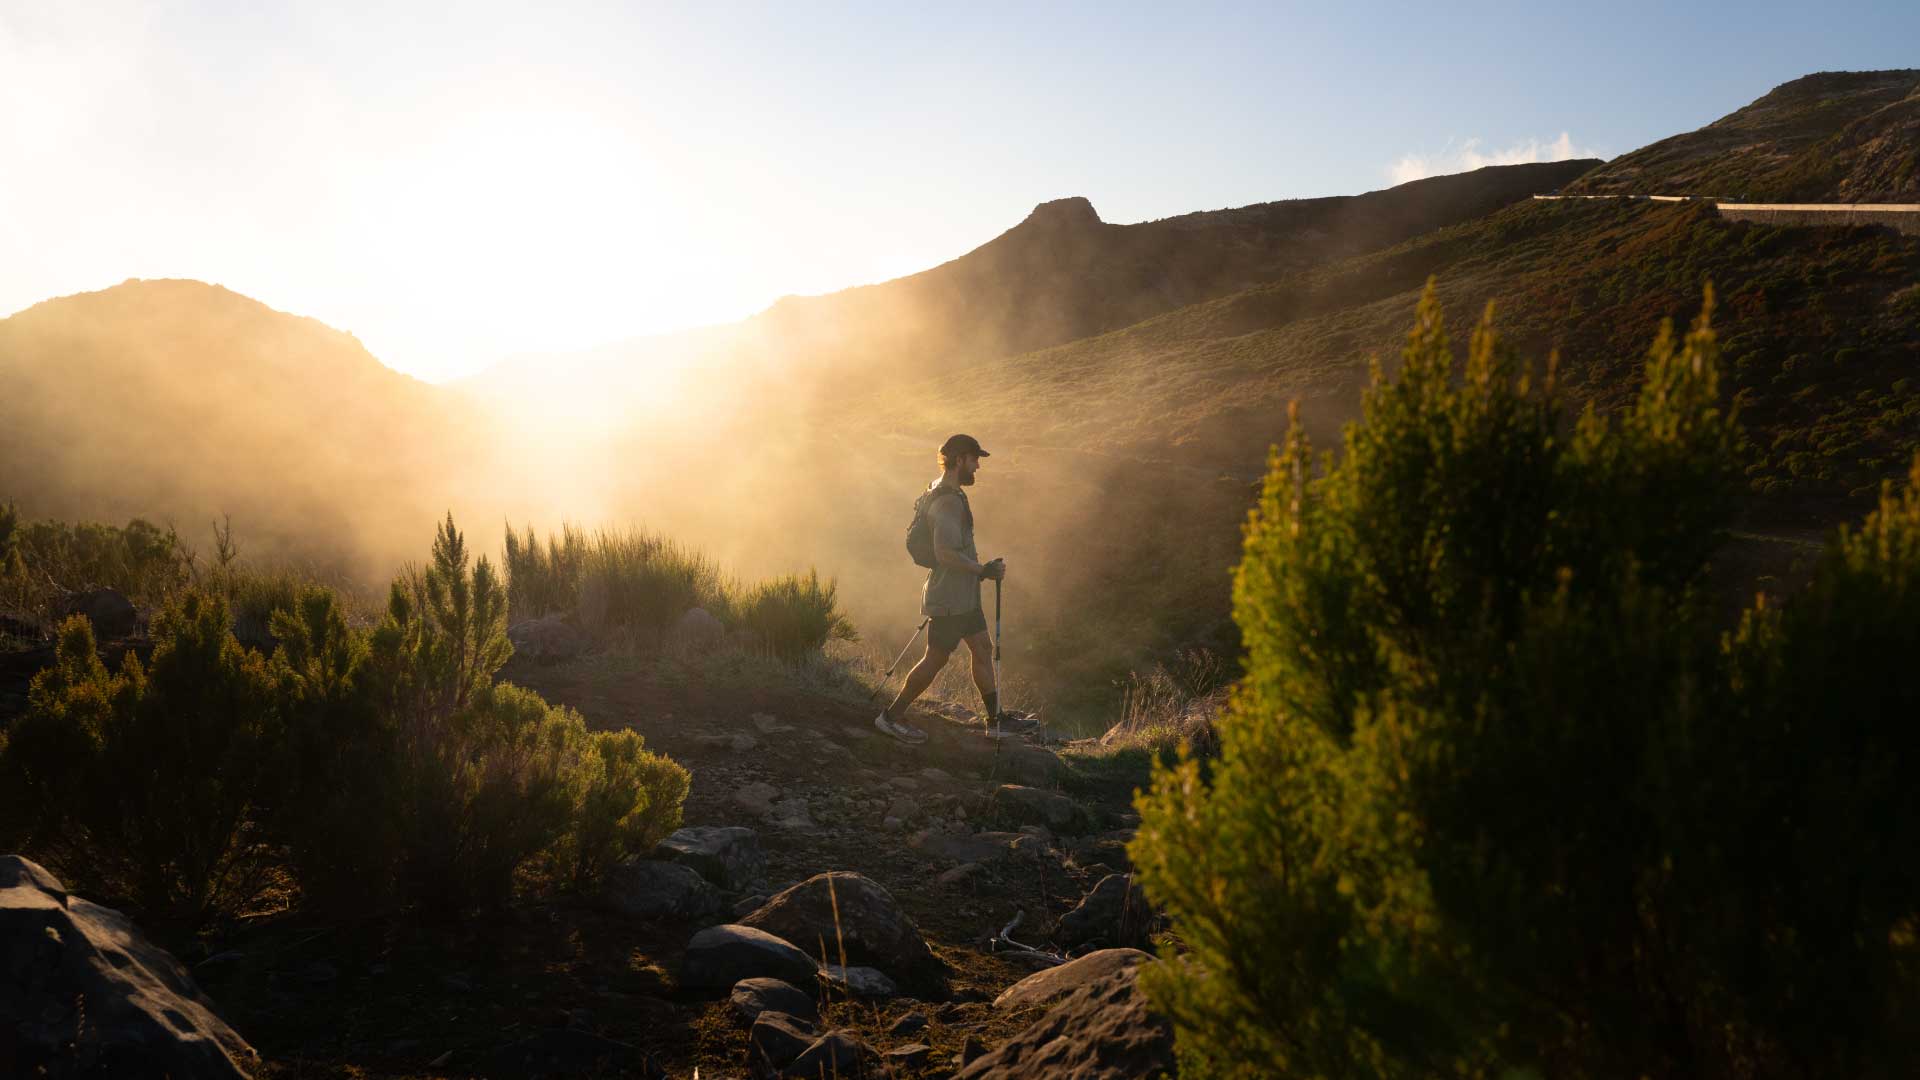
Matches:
[818,963,899,999]
[653,825,767,892]
[1057,874,1153,949]
[990,785,1090,834]
[681,924,818,989]
[785,1030,872,1078]
[749,1010,818,1070]
[600,858,724,921]
[731,977,818,1024]
[993,949,1154,1010]
[994,743,1063,787]
[1,855,258,1077]
[673,606,726,646]
[740,872,934,975]
[507,613,587,663]
[478,1028,660,1078]
[56,588,137,640]
[955,967,1174,1080]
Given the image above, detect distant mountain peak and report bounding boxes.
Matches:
[1020,197,1102,230]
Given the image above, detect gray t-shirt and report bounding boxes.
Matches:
[921,481,981,617]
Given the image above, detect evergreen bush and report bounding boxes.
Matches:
[1,593,278,921]
[1133,283,1920,1077]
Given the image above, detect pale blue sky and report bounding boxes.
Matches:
[3,2,1915,380]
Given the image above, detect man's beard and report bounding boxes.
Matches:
[960,467,976,485]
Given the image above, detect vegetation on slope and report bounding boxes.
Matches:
[1133,288,1920,1078]
[1566,69,1920,201]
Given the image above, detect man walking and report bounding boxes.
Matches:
[875,433,1006,745]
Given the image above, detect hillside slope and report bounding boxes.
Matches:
[1567,70,1920,201]
[0,279,488,571]
[885,198,1920,514]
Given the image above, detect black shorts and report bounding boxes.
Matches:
[929,608,988,652]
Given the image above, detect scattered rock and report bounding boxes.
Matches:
[734,894,771,918]
[673,606,726,646]
[749,1010,818,1070]
[600,858,725,921]
[766,796,816,831]
[955,967,1173,1080]
[937,863,982,887]
[507,613,587,663]
[731,977,819,1024]
[653,825,768,892]
[1057,874,1153,950]
[752,712,794,734]
[888,1010,929,1038]
[740,872,935,975]
[681,924,818,989]
[887,776,920,791]
[993,949,1154,1010]
[478,1028,659,1078]
[911,828,1023,865]
[920,767,952,783]
[786,1030,872,1078]
[998,780,1090,834]
[887,1042,933,1069]
[56,588,137,640]
[1,855,258,1077]
[734,782,781,817]
[818,963,899,999]
[960,1034,989,1066]
[886,795,920,821]
[995,743,1063,787]
[731,732,760,753]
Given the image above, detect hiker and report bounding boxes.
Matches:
[875,433,1006,745]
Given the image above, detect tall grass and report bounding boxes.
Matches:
[1098,648,1229,756]
[504,524,855,664]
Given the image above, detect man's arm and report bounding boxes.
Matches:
[930,498,987,578]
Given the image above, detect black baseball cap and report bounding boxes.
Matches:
[940,433,990,458]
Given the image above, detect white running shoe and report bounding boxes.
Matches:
[874,712,928,745]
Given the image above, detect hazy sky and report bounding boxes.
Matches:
[4,2,1916,382]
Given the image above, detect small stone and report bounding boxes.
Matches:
[599,859,724,921]
[886,795,920,820]
[681,925,818,989]
[731,732,759,752]
[887,777,920,791]
[818,963,899,999]
[786,1030,870,1077]
[936,863,981,887]
[920,767,952,783]
[734,782,781,817]
[887,1042,932,1068]
[748,1011,817,1069]
[888,1011,929,1037]
[960,1033,988,1065]
[751,712,793,734]
[731,978,818,1024]
[882,816,905,831]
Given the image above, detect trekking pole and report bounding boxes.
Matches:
[870,618,930,703]
[992,578,1003,732]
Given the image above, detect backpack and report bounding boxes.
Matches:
[905,487,966,569]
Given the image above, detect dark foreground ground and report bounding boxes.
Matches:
[104,646,1155,1078]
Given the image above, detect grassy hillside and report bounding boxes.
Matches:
[1567,69,1920,201]
[889,198,1919,516]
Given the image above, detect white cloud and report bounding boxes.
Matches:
[1387,132,1601,185]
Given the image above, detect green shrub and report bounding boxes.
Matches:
[558,728,690,888]
[0,593,278,921]
[1132,282,1896,1077]
[1,515,189,617]
[504,523,587,620]
[278,515,692,913]
[737,570,857,662]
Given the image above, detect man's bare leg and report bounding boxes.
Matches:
[963,629,998,725]
[884,644,952,721]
